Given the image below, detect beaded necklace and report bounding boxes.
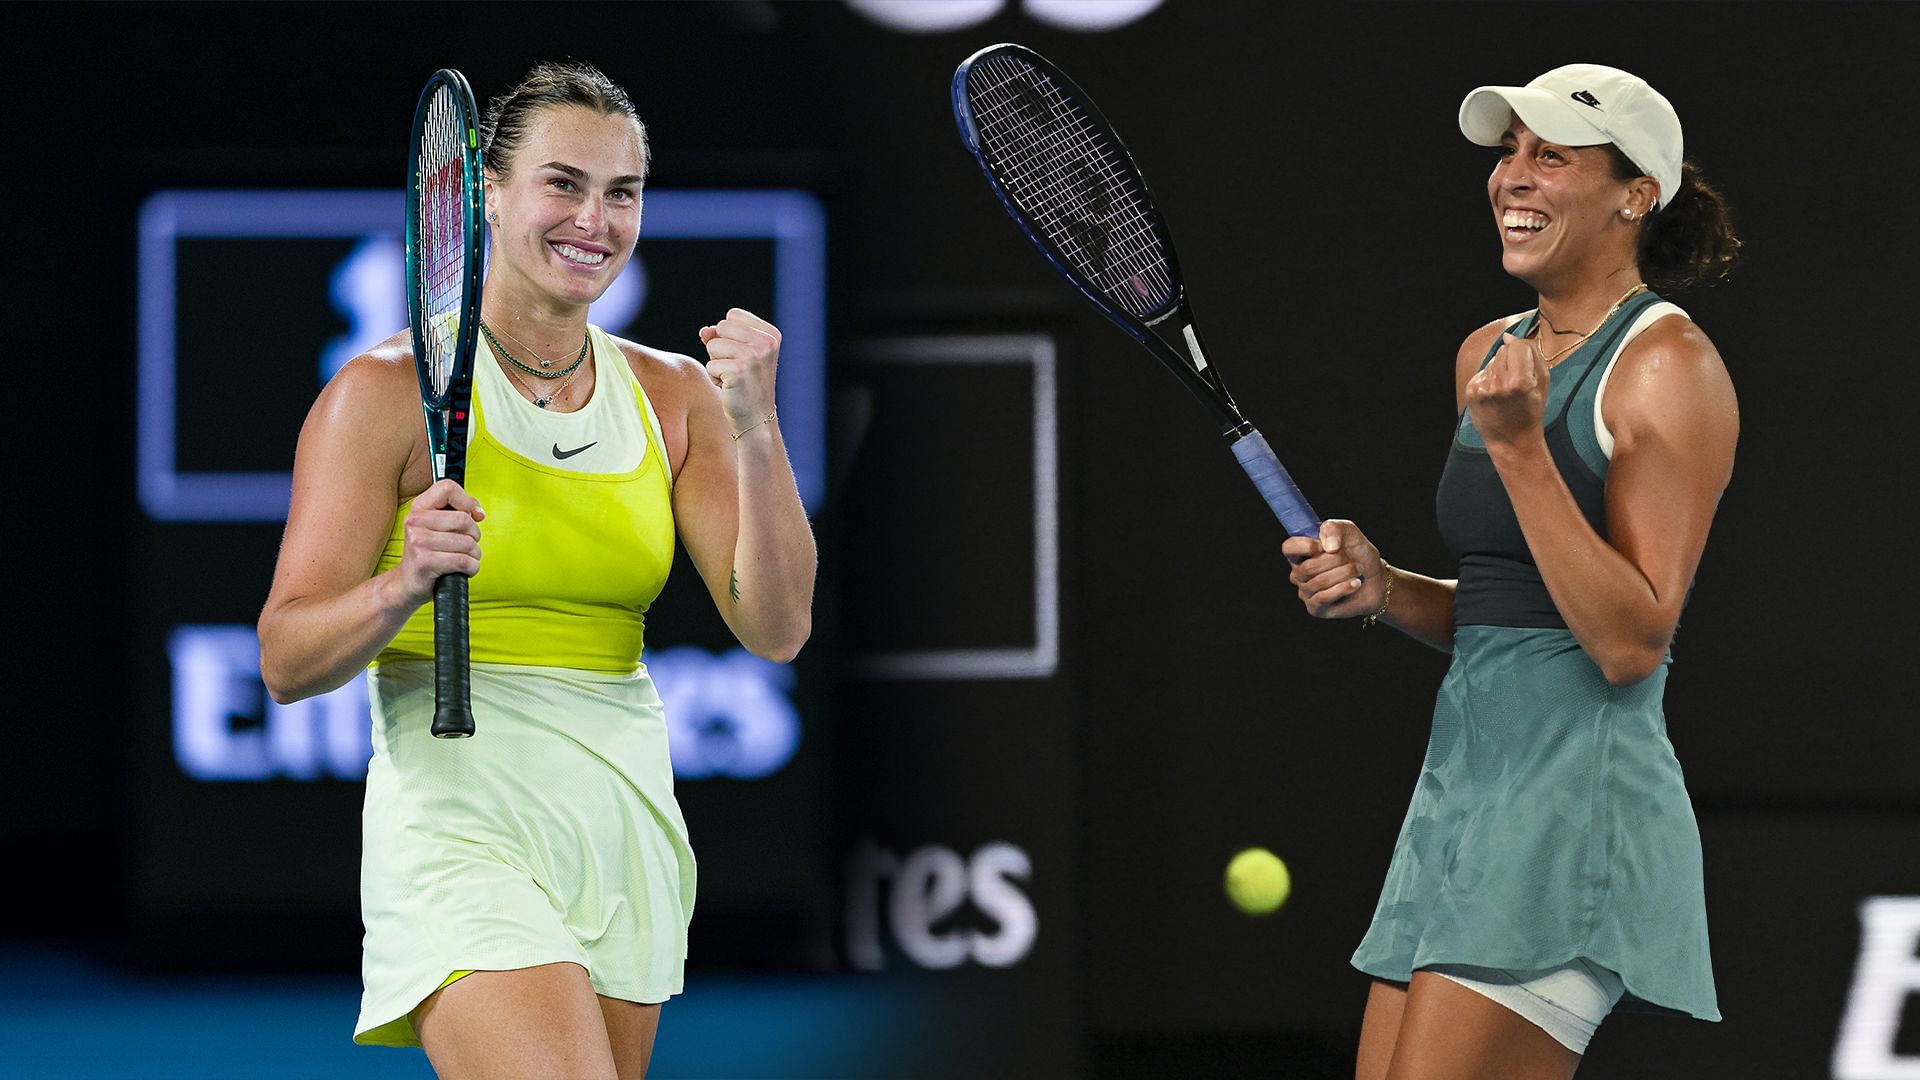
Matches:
[480,322,588,380]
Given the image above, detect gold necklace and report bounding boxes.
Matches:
[503,353,590,409]
[485,319,588,370]
[1533,283,1648,368]
[1533,331,1589,367]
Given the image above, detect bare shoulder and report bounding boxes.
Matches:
[1604,314,1738,456]
[1614,314,1727,380]
[298,329,425,482]
[312,331,416,419]
[1609,315,1736,415]
[1455,314,1522,408]
[1458,313,1521,367]
[608,333,714,413]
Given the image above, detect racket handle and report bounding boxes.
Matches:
[431,573,475,738]
[1229,428,1322,539]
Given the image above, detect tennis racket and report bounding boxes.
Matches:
[405,68,485,738]
[952,44,1320,539]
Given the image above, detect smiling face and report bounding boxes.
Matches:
[1488,114,1651,291]
[483,105,647,314]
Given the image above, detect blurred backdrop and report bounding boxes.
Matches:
[4,2,1917,1077]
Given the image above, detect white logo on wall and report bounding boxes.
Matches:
[648,645,800,780]
[172,626,373,781]
[1834,896,1920,1080]
[843,0,1165,33]
[169,626,797,781]
[845,839,1037,970]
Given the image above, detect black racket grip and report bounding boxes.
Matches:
[431,573,475,738]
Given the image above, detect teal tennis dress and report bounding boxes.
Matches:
[1351,290,1720,1021]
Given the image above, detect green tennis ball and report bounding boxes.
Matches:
[1225,847,1291,916]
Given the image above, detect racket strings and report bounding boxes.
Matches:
[996,108,1170,314]
[416,84,471,397]
[965,56,1174,319]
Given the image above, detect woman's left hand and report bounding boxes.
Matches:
[698,308,781,430]
[1465,332,1550,449]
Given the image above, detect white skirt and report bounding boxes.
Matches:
[354,660,696,1047]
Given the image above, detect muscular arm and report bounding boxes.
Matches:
[643,345,815,663]
[1475,317,1737,684]
[257,340,481,702]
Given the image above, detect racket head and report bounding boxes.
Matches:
[405,67,485,481]
[952,44,1240,426]
[953,44,1186,323]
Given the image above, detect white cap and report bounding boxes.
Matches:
[1459,64,1682,211]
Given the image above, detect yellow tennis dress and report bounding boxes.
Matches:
[354,326,695,1047]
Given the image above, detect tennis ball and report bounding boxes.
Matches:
[1224,847,1291,916]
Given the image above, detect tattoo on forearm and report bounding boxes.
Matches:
[729,568,740,603]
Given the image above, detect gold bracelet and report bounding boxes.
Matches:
[1361,564,1395,630]
[730,409,778,442]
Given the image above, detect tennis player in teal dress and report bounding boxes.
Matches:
[1283,65,1740,1078]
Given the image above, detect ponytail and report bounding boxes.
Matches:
[1637,160,1740,293]
[1605,147,1743,292]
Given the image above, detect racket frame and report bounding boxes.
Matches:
[404,67,486,738]
[952,44,1320,537]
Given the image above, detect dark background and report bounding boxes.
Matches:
[5,2,1917,1077]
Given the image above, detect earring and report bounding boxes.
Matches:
[487,211,498,224]
[1620,208,1636,221]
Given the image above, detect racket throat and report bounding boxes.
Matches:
[1145,309,1211,374]
[1180,323,1209,372]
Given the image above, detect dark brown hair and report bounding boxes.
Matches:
[1605,146,1739,292]
[482,61,648,179]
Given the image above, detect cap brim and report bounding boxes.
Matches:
[1459,85,1607,148]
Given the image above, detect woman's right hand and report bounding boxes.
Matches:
[393,478,485,609]
[1280,519,1388,620]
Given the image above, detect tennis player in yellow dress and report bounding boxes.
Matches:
[257,62,815,1078]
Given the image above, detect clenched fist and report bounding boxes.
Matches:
[698,307,782,430]
[1465,331,1550,448]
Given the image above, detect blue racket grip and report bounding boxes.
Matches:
[1229,429,1321,539]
